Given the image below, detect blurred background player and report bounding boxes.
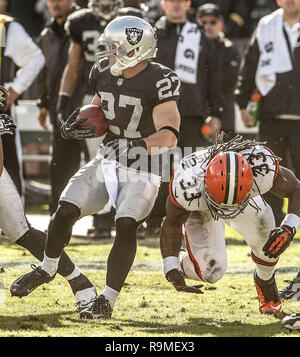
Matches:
[0,86,97,312]
[235,0,300,227]
[37,0,87,215]
[0,12,45,200]
[196,3,240,141]
[57,0,123,239]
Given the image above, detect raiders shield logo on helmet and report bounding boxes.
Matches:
[125,27,143,46]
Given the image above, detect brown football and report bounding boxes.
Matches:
[76,104,108,137]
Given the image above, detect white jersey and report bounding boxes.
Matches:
[170,145,279,212]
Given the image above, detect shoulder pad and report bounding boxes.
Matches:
[67,8,92,22]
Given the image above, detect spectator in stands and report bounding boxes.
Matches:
[146,0,224,235]
[37,0,86,215]
[235,0,300,226]
[190,0,249,38]
[197,3,240,140]
[0,12,45,198]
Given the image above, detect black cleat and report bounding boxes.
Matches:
[79,294,112,320]
[10,264,55,298]
[254,270,282,314]
[282,312,300,330]
[279,272,300,300]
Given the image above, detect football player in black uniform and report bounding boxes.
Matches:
[58,0,123,239]
[0,87,97,311]
[12,16,181,319]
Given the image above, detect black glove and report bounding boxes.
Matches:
[0,86,8,113]
[166,269,204,294]
[0,114,16,136]
[61,108,97,140]
[103,138,147,160]
[263,225,295,258]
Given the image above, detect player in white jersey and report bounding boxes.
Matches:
[0,87,97,311]
[161,134,300,316]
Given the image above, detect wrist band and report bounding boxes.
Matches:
[132,138,147,149]
[162,256,179,276]
[281,213,300,232]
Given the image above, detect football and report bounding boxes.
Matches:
[76,104,108,137]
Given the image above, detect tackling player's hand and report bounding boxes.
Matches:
[166,269,204,294]
[60,108,97,140]
[0,114,16,136]
[103,138,146,160]
[263,225,295,258]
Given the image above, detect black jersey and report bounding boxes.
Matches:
[65,8,109,95]
[89,60,181,174]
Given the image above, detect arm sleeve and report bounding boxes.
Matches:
[235,31,260,109]
[36,65,48,109]
[4,21,45,94]
[36,34,48,109]
[65,16,82,45]
[88,63,100,96]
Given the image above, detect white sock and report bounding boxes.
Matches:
[63,266,81,281]
[100,285,119,308]
[41,254,60,277]
[256,266,276,281]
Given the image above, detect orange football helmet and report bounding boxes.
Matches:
[205,151,253,219]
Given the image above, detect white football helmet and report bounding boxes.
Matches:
[88,0,123,20]
[96,16,157,76]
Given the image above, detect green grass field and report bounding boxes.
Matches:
[1,223,300,338]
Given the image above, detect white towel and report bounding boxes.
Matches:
[100,158,120,214]
[174,21,201,84]
[255,9,293,96]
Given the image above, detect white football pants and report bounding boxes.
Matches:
[0,168,29,242]
[180,196,278,283]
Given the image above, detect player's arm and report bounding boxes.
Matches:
[57,41,83,122]
[271,166,300,218]
[263,166,300,258]
[143,100,180,154]
[161,196,190,259]
[160,197,203,294]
